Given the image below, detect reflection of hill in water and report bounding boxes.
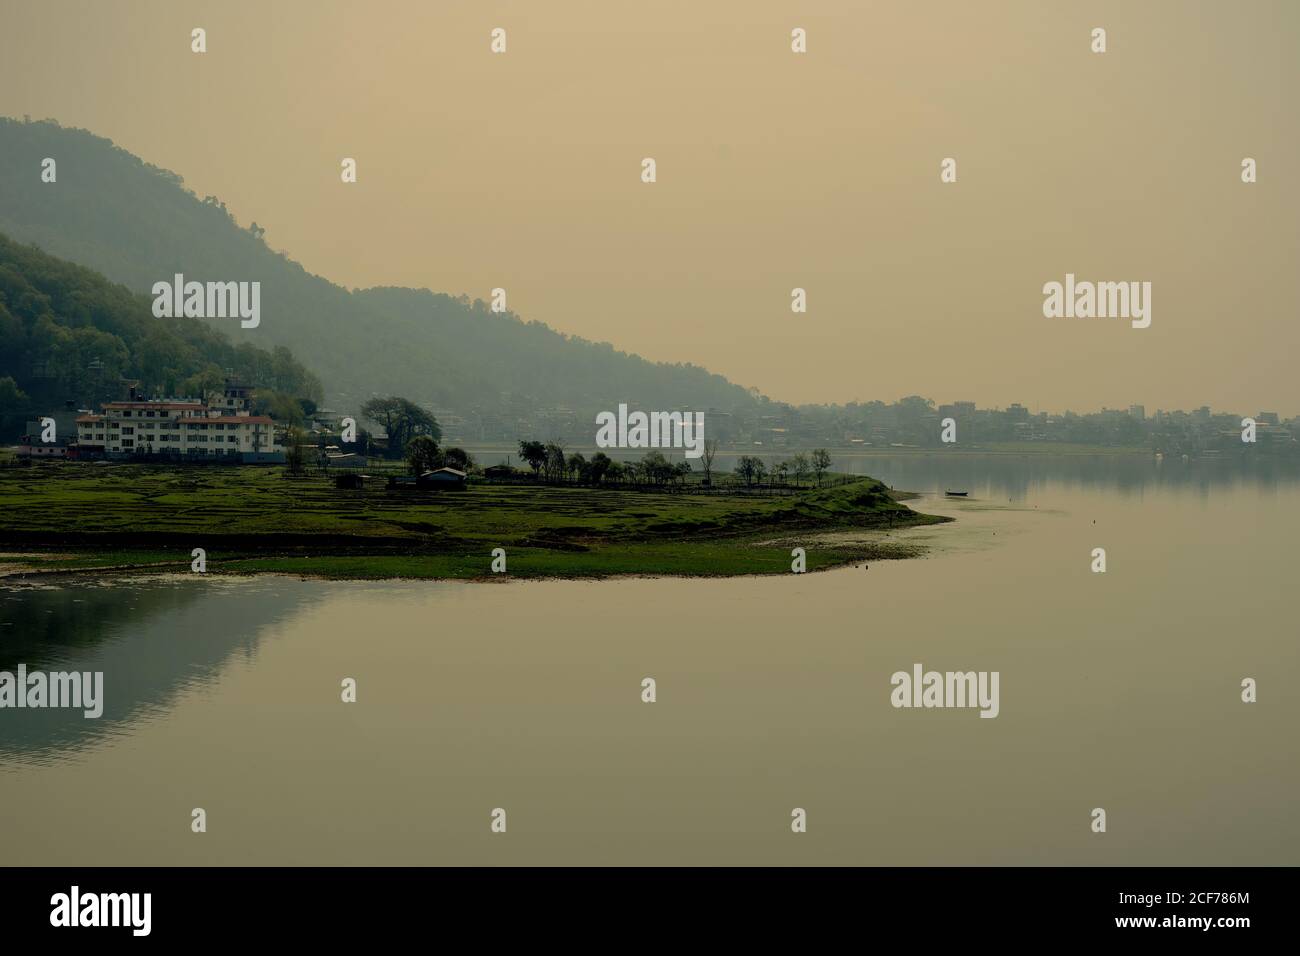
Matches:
[1,582,204,671]
[0,577,320,764]
[712,452,1300,499]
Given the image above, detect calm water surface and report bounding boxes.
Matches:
[2,456,1297,865]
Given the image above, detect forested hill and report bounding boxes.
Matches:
[0,117,766,418]
[0,232,321,439]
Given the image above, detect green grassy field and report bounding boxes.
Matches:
[0,463,947,580]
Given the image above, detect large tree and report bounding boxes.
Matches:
[543,441,567,483]
[405,434,442,475]
[790,452,811,487]
[811,449,832,486]
[640,450,673,485]
[442,447,474,472]
[518,440,547,476]
[587,451,612,485]
[701,438,718,486]
[735,455,766,487]
[362,396,441,460]
[0,375,28,415]
[284,427,307,476]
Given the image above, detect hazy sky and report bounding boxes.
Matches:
[1,0,1296,413]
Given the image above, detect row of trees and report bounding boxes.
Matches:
[734,449,833,487]
[282,427,476,478]
[516,441,692,486]
[513,441,833,488]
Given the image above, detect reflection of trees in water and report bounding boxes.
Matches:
[0,578,319,764]
[712,453,1300,499]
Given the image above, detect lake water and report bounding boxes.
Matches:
[2,455,1297,865]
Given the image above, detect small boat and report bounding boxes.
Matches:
[944,490,969,497]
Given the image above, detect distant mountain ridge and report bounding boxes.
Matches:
[0,117,766,420]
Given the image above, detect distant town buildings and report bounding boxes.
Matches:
[425,396,1300,459]
[16,387,1298,464]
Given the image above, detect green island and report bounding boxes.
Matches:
[0,463,948,581]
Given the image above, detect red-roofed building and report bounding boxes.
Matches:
[74,381,285,463]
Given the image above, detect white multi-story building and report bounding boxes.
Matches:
[75,383,284,463]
